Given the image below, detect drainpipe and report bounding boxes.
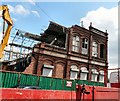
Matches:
[64,28,70,79]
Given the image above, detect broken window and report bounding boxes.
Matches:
[100,44,105,58]
[42,65,54,77]
[82,38,88,55]
[80,67,88,80]
[70,65,79,80]
[12,54,16,60]
[72,35,80,52]
[91,68,98,82]
[4,52,10,60]
[99,70,104,82]
[92,41,98,57]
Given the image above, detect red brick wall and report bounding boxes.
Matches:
[23,56,36,74]
[55,63,64,78]
[23,25,108,85]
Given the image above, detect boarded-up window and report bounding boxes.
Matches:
[42,68,52,77]
[55,64,64,78]
[99,70,104,82]
[70,65,79,80]
[42,65,54,77]
[80,67,88,80]
[70,71,78,80]
[91,69,98,81]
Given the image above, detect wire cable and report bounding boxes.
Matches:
[31,0,54,21]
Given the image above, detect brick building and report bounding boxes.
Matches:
[24,21,108,85]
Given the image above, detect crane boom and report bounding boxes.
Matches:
[0,5,13,59]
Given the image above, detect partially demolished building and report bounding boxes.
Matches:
[24,21,108,85]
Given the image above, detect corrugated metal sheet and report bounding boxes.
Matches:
[76,80,104,87]
[39,76,53,89]
[2,71,19,88]
[20,74,38,86]
[1,71,104,90]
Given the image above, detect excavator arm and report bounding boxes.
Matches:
[0,5,13,59]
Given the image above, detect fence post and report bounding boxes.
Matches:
[92,86,95,101]
[36,75,40,86]
[18,72,21,86]
[76,85,82,101]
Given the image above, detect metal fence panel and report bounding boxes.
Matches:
[38,76,53,90]
[51,78,63,90]
[38,77,76,91]
[1,72,5,87]
[1,71,104,89]
[55,78,63,90]
[98,82,104,86]
[20,74,38,86]
[1,71,19,88]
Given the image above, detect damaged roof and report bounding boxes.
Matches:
[40,21,67,47]
[24,21,68,48]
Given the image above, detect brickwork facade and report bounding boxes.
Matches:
[24,23,108,86]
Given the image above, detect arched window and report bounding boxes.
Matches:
[80,67,88,80]
[100,44,105,58]
[82,38,88,55]
[92,41,98,57]
[72,35,80,52]
[91,69,98,81]
[99,70,104,82]
[70,65,79,80]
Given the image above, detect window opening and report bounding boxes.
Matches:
[82,38,88,55]
[72,35,80,52]
[92,41,98,57]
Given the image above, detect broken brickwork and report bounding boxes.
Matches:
[24,22,108,86]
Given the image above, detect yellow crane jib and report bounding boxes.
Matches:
[0,5,13,59]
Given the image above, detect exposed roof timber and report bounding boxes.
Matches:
[4,50,28,55]
[14,22,67,46]
[15,29,42,41]
[49,21,67,29]
[17,22,67,43]
[24,33,42,41]
[38,21,67,47]
[46,21,67,34]
[1,55,31,65]
[9,43,33,50]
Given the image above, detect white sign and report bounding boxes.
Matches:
[66,81,72,87]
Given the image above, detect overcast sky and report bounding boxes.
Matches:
[0,2,118,75]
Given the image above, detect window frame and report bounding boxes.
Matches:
[70,70,78,80]
[100,44,105,59]
[70,65,79,80]
[82,38,88,55]
[91,69,98,82]
[42,65,54,77]
[99,70,104,82]
[92,41,98,57]
[72,35,80,52]
[80,67,88,80]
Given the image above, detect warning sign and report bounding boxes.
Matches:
[66,81,72,87]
